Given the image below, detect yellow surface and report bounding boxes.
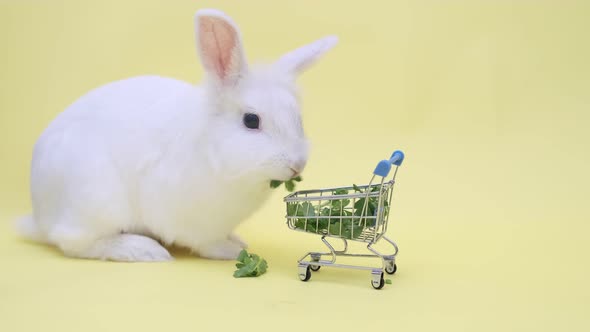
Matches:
[1,0,589,331]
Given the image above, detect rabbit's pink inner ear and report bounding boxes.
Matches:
[198,17,240,83]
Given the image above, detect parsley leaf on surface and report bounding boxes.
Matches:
[233,249,268,278]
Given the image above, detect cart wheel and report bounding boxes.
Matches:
[299,265,312,282]
[310,264,321,272]
[371,271,385,290]
[385,262,397,275]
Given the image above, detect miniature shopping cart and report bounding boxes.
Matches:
[283,150,405,289]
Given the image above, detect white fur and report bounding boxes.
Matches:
[17,9,337,262]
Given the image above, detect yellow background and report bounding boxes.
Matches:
[1,0,589,331]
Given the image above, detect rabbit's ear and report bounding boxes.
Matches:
[275,36,338,76]
[195,9,247,86]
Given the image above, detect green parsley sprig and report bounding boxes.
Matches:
[270,175,302,192]
[233,249,268,278]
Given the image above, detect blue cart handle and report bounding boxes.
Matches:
[390,150,404,166]
[373,150,405,177]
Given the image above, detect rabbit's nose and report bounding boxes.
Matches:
[290,159,307,177]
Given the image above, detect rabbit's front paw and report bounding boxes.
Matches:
[228,232,248,249]
[199,239,243,260]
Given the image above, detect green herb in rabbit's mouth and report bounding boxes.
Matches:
[270,175,302,192]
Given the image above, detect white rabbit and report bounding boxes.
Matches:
[16,9,337,262]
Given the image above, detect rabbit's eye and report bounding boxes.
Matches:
[243,113,260,129]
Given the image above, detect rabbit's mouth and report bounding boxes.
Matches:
[272,169,303,182]
[289,167,301,178]
[258,159,307,182]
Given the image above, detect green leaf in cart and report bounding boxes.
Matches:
[354,198,367,214]
[287,203,297,216]
[333,189,348,195]
[329,222,342,236]
[300,202,316,217]
[294,219,306,229]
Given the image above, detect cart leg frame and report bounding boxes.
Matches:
[296,235,399,288]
